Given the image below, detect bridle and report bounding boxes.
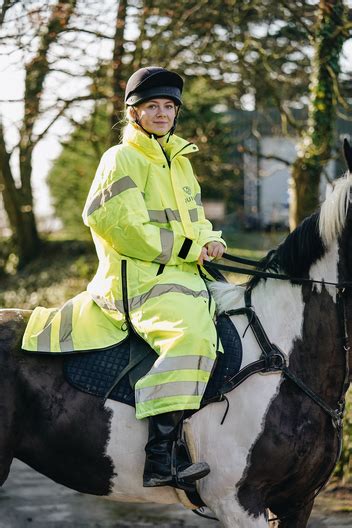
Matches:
[196,253,350,523]
[204,252,350,427]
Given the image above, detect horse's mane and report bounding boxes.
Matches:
[319,172,352,246]
[210,173,352,313]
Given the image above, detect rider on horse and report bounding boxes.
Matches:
[22,66,226,490]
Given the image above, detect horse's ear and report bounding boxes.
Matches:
[343,138,352,172]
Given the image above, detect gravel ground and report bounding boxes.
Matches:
[0,460,350,528]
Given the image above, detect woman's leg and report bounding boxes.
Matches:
[131,279,217,488]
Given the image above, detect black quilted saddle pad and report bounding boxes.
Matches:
[64,314,243,407]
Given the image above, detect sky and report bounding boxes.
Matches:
[0,1,352,222]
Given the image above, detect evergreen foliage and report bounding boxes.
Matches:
[48,106,111,235]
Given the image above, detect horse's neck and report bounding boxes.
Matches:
[243,279,305,369]
[249,242,346,399]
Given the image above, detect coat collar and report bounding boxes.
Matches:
[123,124,199,162]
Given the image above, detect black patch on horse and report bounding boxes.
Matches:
[236,285,342,518]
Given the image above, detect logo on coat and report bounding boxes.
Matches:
[183,186,194,203]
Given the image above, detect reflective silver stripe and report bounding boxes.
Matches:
[148,208,181,223]
[151,355,214,374]
[92,294,125,314]
[129,283,208,311]
[188,208,198,222]
[87,176,137,216]
[37,311,57,351]
[135,381,208,403]
[154,228,174,264]
[93,284,208,314]
[194,193,202,206]
[59,301,74,352]
[95,296,125,313]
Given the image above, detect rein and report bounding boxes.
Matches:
[204,252,352,289]
[196,253,350,523]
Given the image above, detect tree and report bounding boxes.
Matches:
[48,104,110,235]
[0,1,78,265]
[0,0,121,266]
[290,0,348,228]
[110,0,128,142]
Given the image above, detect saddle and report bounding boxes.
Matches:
[64,314,242,509]
[64,314,242,408]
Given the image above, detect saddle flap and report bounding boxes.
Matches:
[128,333,158,388]
[64,314,242,409]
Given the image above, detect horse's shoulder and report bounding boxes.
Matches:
[0,309,32,347]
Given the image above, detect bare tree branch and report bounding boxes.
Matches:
[32,93,106,144]
[0,0,19,26]
[63,26,114,39]
[238,144,291,166]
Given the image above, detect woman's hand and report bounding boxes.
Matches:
[198,242,225,265]
[206,241,225,259]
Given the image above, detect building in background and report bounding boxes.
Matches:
[243,136,335,230]
[233,109,350,230]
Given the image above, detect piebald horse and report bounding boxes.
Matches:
[1,158,352,527]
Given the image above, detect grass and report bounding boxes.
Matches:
[0,238,97,309]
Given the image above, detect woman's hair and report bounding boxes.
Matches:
[120,106,135,143]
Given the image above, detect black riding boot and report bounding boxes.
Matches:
[143,411,210,488]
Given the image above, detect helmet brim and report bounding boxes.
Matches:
[125,86,182,106]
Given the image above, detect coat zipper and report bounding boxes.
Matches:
[158,143,171,168]
[170,142,195,161]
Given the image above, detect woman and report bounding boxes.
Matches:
[23,66,226,490]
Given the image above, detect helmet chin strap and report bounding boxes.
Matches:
[132,106,180,141]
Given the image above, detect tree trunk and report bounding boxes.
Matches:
[289,0,346,230]
[110,0,128,144]
[0,0,77,267]
[0,122,41,266]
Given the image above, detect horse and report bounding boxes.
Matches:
[1,160,352,528]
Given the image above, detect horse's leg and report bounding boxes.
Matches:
[211,495,268,528]
[0,358,16,486]
[0,310,30,487]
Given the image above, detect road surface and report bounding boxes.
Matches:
[0,460,350,527]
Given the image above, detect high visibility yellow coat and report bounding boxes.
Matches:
[23,124,226,419]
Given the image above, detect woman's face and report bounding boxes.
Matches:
[134,98,177,136]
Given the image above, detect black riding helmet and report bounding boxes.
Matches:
[125,67,183,106]
[125,67,183,139]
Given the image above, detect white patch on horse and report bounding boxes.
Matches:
[309,241,339,299]
[196,279,305,520]
[103,401,178,504]
[209,281,245,315]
